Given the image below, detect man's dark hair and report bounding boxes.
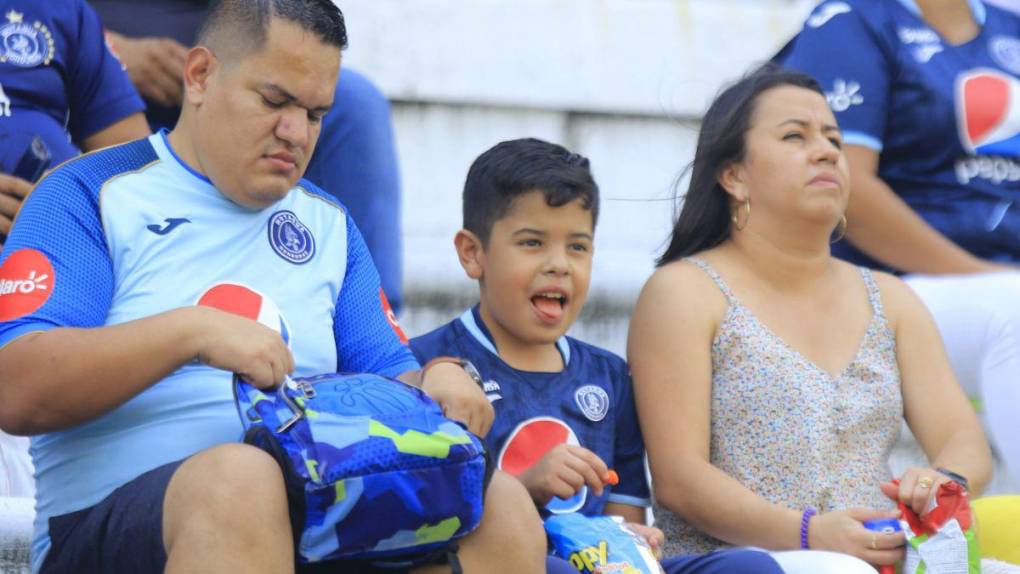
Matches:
[197,0,348,62]
[463,138,600,245]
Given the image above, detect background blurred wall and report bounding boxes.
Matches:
[339,0,817,351]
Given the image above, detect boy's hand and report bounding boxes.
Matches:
[421,362,494,437]
[624,523,664,560]
[519,444,609,506]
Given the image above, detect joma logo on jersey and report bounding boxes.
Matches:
[807,2,851,28]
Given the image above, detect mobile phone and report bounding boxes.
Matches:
[13,136,51,183]
[2,137,51,244]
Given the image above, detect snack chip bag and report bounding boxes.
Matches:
[897,480,980,574]
[545,513,664,574]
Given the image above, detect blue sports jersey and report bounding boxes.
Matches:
[0,0,144,173]
[409,306,651,517]
[781,0,1020,268]
[0,131,418,572]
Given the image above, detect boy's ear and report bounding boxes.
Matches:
[454,229,485,280]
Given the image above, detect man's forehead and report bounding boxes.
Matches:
[238,26,340,105]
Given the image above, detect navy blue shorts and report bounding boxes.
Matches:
[39,458,439,574]
[660,549,784,574]
[40,459,181,574]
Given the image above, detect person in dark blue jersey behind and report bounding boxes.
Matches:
[778,0,1020,480]
[0,0,150,251]
[409,138,785,574]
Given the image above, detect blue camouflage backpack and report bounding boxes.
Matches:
[233,372,491,568]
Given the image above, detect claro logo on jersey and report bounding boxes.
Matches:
[380,287,408,344]
[955,70,1020,184]
[0,248,54,321]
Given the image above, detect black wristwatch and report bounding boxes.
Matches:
[457,359,484,390]
[936,467,970,491]
[423,356,485,391]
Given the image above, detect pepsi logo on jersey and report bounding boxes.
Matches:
[0,248,54,321]
[197,282,291,346]
[957,69,1020,157]
[499,417,588,513]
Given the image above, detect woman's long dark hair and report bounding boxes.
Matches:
[657,64,824,266]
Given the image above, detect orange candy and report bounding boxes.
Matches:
[605,470,620,486]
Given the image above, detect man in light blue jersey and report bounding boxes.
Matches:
[0,1,545,573]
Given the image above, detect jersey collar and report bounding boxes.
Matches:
[154,128,214,186]
[459,305,571,366]
[895,0,986,26]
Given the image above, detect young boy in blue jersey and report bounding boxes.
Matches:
[409,138,784,574]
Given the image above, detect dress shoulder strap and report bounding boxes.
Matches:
[684,257,736,303]
[857,267,885,317]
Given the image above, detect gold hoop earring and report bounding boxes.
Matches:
[731,199,750,231]
[831,214,847,243]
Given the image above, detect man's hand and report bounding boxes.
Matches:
[0,173,32,247]
[420,362,494,437]
[107,31,188,108]
[518,444,610,506]
[191,306,294,389]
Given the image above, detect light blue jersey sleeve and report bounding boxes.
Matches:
[332,212,419,378]
[782,1,892,151]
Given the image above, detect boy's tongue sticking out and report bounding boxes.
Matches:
[533,293,565,322]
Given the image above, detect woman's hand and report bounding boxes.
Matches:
[808,508,904,564]
[881,467,952,515]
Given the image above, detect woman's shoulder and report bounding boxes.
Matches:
[638,252,730,320]
[646,252,727,297]
[844,263,918,326]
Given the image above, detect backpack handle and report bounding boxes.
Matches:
[276,377,305,433]
[234,374,314,433]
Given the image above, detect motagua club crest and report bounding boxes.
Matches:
[0,10,55,67]
[574,385,610,422]
[268,210,315,264]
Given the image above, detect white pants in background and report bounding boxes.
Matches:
[905,272,1020,478]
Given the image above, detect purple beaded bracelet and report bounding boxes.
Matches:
[800,507,817,549]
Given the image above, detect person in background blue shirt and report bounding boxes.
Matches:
[780,0,1020,483]
[0,0,149,250]
[410,138,786,574]
[93,0,405,313]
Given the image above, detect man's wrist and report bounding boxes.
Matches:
[422,356,484,390]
